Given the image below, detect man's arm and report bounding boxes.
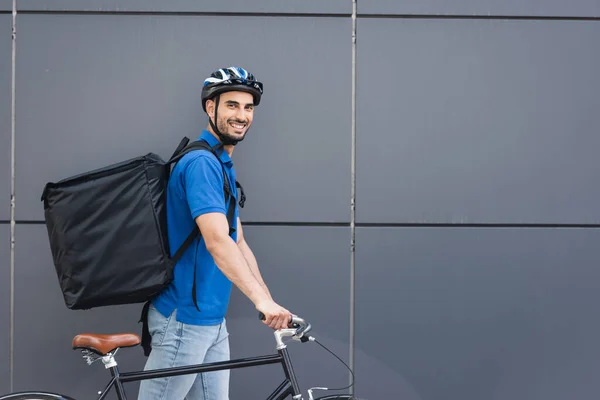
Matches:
[236,217,272,300]
[196,212,289,330]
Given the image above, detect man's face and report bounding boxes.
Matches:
[208,91,255,143]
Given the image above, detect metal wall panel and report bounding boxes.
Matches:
[17,0,350,14]
[0,14,10,221]
[357,18,600,224]
[13,224,148,398]
[355,227,600,400]
[0,2,10,12]
[16,14,351,223]
[358,0,600,17]
[226,226,351,398]
[0,224,9,395]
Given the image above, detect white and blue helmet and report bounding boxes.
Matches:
[201,66,263,111]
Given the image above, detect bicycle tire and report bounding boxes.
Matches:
[313,396,357,400]
[0,392,76,400]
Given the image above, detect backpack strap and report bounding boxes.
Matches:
[168,136,191,161]
[139,301,152,356]
[141,138,244,357]
[169,139,236,254]
[166,139,219,265]
[171,139,240,312]
[236,181,246,208]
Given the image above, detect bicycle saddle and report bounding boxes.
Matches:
[72,333,141,356]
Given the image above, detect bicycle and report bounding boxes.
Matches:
[0,313,356,400]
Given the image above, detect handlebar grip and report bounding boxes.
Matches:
[259,312,294,324]
[258,312,296,326]
[259,312,309,331]
[258,312,312,336]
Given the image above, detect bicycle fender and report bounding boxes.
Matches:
[0,391,77,400]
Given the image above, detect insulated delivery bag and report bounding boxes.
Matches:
[41,137,236,310]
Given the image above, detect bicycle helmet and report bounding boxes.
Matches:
[201,67,263,112]
[201,67,263,146]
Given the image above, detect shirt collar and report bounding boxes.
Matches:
[198,129,233,167]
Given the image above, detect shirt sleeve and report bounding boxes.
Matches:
[183,153,227,220]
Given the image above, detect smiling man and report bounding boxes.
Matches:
[138,67,293,400]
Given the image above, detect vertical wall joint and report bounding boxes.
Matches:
[10,0,16,393]
[349,0,357,395]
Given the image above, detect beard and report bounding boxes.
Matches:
[216,117,249,145]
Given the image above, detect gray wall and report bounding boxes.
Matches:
[1,1,599,399]
[1,12,10,220]
[0,225,9,394]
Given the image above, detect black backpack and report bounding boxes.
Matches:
[41,137,244,311]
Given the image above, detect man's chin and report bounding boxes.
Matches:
[222,132,247,144]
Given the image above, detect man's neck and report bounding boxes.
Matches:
[206,126,234,156]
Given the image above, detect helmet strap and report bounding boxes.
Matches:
[208,94,240,146]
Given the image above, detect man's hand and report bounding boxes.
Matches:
[257,300,293,330]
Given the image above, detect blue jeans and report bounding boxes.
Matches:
[137,306,230,400]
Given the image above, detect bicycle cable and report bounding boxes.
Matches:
[310,337,355,392]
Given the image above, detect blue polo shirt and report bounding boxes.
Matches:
[153,130,238,325]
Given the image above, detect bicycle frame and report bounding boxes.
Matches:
[0,315,357,400]
[97,346,302,400]
[0,318,320,400]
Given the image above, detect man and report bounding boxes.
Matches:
[138,67,293,399]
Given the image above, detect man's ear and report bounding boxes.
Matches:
[206,99,215,118]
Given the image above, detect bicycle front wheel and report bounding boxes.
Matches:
[0,392,76,400]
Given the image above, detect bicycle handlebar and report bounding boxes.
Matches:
[258,312,312,338]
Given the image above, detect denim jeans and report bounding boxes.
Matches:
[137,306,230,400]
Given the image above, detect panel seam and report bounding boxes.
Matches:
[6,221,600,228]
[16,10,352,17]
[349,0,357,394]
[358,13,600,21]
[9,0,16,393]
[12,10,598,20]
